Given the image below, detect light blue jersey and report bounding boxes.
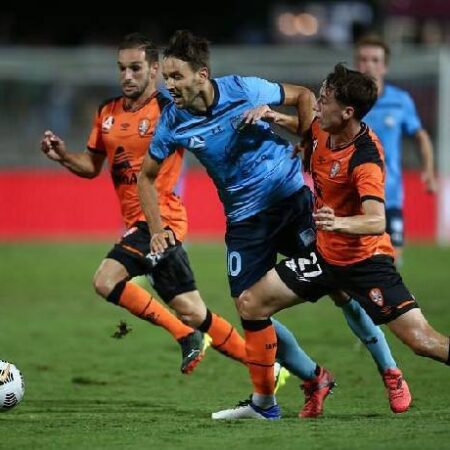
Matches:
[149,75,304,222]
[364,84,422,209]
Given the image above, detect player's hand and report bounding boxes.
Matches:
[422,170,437,193]
[242,105,278,125]
[40,130,67,162]
[150,229,176,254]
[313,206,337,231]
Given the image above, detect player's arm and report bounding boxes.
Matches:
[281,84,316,137]
[40,130,105,178]
[242,84,314,135]
[414,129,437,193]
[314,200,385,235]
[138,154,175,254]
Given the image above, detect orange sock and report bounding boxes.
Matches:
[118,282,194,341]
[243,321,277,395]
[207,313,247,364]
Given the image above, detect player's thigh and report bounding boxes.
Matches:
[274,246,333,305]
[340,255,418,325]
[387,308,432,345]
[151,244,197,304]
[225,214,278,298]
[106,222,152,278]
[276,186,316,256]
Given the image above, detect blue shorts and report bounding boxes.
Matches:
[386,208,404,248]
[225,186,316,297]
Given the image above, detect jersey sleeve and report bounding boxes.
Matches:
[238,76,284,106]
[86,111,106,154]
[148,116,177,163]
[351,164,385,203]
[401,92,422,136]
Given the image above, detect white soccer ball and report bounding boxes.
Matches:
[0,360,25,411]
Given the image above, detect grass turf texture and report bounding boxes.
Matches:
[0,242,449,449]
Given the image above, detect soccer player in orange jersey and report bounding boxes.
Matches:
[214,64,449,418]
[40,33,247,374]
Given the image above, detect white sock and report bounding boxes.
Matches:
[252,393,276,409]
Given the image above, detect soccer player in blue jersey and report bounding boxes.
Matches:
[138,30,409,419]
[355,35,437,265]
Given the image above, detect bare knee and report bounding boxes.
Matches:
[237,289,274,320]
[170,292,207,328]
[92,270,120,299]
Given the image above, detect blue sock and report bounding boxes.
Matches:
[341,299,397,372]
[272,318,317,380]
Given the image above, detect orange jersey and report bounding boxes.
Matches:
[86,92,187,240]
[310,119,394,265]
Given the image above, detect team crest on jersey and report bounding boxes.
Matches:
[138,118,151,137]
[188,136,206,149]
[369,288,384,307]
[329,161,341,178]
[102,115,114,132]
[230,114,244,131]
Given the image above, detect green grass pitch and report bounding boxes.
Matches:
[0,242,449,449]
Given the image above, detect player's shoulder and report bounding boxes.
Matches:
[96,95,122,116]
[384,84,412,102]
[349,124,383,173]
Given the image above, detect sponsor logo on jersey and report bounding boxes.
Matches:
[102,116,114,132]
[329,161,341,178]
[369,288,384,307]
[188,136,206,149]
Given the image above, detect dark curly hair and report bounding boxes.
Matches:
[163,30,210,73]
[324,63,378,120]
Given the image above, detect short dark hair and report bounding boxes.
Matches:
[163,30,210,72]
[324,63,378,120]
[118,32,159,64]
[355,34,390,64]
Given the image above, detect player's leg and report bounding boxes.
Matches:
[151,244,247,365]
[332,291,410,413]
[94,224,202,374]
[93,258,193,341]
[333,291,397,372]
[387,309,449,363]
[213,200,333,419]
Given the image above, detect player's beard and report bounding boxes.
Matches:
[122,79,149,100]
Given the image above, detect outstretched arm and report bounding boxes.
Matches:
[40,130,105,178]
[242,84,315,136]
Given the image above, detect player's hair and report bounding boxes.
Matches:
[355,34,390,64]
[163,30,210,73]
[324,63,378,120]
[118,32,159,64]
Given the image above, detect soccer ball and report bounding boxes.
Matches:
[0,360,25,411]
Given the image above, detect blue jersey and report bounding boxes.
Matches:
[149,75,304,222]
[364,84,422,209]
